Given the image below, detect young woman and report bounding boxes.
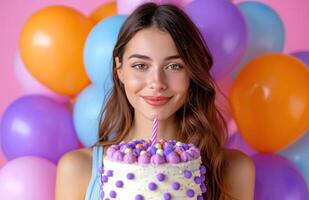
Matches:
[56,3,255,200]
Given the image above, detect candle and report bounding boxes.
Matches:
[150,117,158,146]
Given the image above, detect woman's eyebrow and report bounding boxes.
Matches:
[128,54,181,61]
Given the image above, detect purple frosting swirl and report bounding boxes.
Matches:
[150,154,166,165]
[138,153,151,164]
[107,147,117,160]
[166,152,180,163]
[112,150,124,162]
[124,153,137,163]
[180,151,194,162]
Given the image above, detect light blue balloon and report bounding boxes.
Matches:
[280,131,309,190]
[84,15,127,88]
[73,84,108,147]
[232,2,285,78]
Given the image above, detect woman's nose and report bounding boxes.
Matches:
[148,67,167,90]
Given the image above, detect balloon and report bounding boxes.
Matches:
[73,85,107,147]
[19,6,94,95]
[184,0,248,79]
[252,154,308,200]
[291,51,309,67]
[226,132,257,156]
[117,0,183,14]
[84,15,127,88]
[0,156,56,200]
[232,0,309,53]
[280,131,309,190]
[0,147,7,169]
[0,95,80,163]
[215,75,233,122]
[14,52,69,104]
[232,1,285,77]
[230,54,309,152]
[89,1,117,23]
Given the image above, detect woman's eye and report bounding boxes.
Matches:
[132,64,147,71]
[167,63,182,71]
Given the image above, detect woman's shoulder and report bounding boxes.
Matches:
[222,148,255,199]
[223,148,255,168]
[55,147,93,200]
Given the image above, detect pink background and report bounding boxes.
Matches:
[0,0,309,163]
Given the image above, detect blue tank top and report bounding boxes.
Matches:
[85,145,103,200]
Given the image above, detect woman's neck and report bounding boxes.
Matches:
[124,112,179,142]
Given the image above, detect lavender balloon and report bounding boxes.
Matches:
[252,154,308,200]
[226,132,257,156]
[184,0,248,79]
[0,95,80,163]
[291,51,309,67]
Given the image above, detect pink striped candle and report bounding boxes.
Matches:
[150,117,158,146]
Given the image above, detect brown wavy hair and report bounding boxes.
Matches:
[96,3,229,199]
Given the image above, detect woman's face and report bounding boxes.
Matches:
[116,27,190,121]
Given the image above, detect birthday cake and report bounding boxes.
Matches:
[98,139,207,200]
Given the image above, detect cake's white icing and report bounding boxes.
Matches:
[102,156,203,200]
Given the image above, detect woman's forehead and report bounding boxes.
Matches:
[123,27,179,61]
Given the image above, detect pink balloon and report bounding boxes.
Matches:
[0,149,7,168]
[117,0,184,14]
[215,75,233,122]
[0,156,56,200]
[14,52,69,104]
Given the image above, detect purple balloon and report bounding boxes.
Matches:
[0,95,80,163]
[291,51,309,67]
[226,132,257,156]
[252,154,308,200]
[184,0,248,79]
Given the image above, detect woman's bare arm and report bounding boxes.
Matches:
[222,149,255,200]
[55,149,92,200]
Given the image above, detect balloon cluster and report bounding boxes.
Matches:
[0,0,309,199]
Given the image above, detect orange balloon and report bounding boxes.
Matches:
[19,6,94,95]
[89,1,117,23]
[230,54,309,152]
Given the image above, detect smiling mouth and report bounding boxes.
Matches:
[142,96,172,106]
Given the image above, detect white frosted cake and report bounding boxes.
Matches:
[98,139,207,200]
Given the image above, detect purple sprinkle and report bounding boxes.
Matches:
[163,192,172,200]
[149,147,157,155]
[172,182,180,190]
[101,175,108,183]
[107,170,113,177]
[197,195,203,200]
[186,189,195,197]
[200,165,207,175]
[134,148,142,155]
[127,173,135,180]
[98,167,104,174]
[201,175,205,182]
[100,190,105,198]
[105,198,110,200]
[116,180,123,188]
[194,176,201,184]
[135,194,144,200]
[148,182,157,191]
[163,145,175,156]
[184,170,192,179]
[110,190,117,198]
[201,184,207,193]
[183,144,189,150]
[157,173,166,182]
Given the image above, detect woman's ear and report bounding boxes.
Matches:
[115,57,124,83]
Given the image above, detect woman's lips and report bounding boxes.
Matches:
[142,96,172,106]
